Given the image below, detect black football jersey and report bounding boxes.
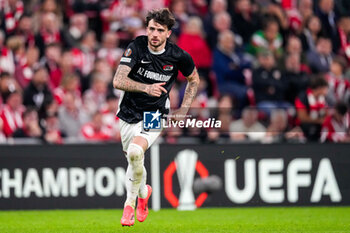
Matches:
[116,36,195,123]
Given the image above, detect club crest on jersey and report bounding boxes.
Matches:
[163,65,173,71]
[124,48,132,57]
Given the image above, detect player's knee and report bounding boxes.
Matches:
[127,143,144,164]
[134,166,143,178]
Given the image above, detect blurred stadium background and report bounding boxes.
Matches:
[0,0,350,232]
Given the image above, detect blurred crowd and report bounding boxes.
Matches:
[0,0,350,144]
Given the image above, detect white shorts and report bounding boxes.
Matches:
[119,119,163,153]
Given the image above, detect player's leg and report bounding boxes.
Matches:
[120,121,146,226]
[121,136,149,226]
[121,140,146,226]
[124,137,148,208]
[138,166,148,198]
[134,128,162,222]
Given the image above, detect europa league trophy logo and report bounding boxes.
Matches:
[175,149,198,210]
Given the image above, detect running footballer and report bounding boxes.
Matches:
[113,8,200,226]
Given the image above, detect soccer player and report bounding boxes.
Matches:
[113,8,200,226]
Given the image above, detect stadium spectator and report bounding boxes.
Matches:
[263,108,305,143]
[217,95,234,137]
[0,72,21,99]
[283,53,309,104]
[81,111,112,141]
[0,118,6,143]
[203,0,227,48]
[285,0,313,34]
[169,0,190,39]
[321,102,350,142]
[205,95,233,143]
[140,0,168,17]
[212,30,251,107]
[71,30,96,86]
[82,72,108,116]
[306,36,333,74]
[279,36,306,70]
[34,0,63,26]
[230,107,266,142]
[298,0,313,23]
[41,43,63,89]
[189,0,208,16]
[100,93,120,142]
[92,58,114,85]
[0,90,25,137]
[43,98,59,120]
[62,13,88,49]
[60,50,78,77]
[58,92,89,139]
[335,15,350,63]
[252,50,291,116]
[315,0,338,47]
[265,3,289,34]
[0,0,24,36]
[207,11,232,49]
[97,31,124,69]
[6,35,34,87]
[35,12,63,57]
[338,0,350,16]
[0,72,21,114]
[295,76,329,141]
[15,13,35,48]
[12,107,42,139]
[263,109,288,143]
[232,0,261,45]
[0,30,15,75]
[100,0,142,43]
[1,0,350,144]
[42,111,63,144]
[177,16,212,78]
[67,0,103,41]
[14,46,40,88]
[23,66,53,119]
[248,17,283,58]
[300,15,322,52]
[53,73,81,105]
[325,56,350,106]
[285,36,302,56]
[216,108,232,141]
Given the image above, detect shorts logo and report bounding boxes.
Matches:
[124,48,132,57]
[163,65,173,71]
[143,110,161,130]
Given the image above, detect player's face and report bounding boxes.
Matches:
[147,19,171,51]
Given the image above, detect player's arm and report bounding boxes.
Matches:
[172,68,200,120]
[181,67,200,110]
[113,64,167,97]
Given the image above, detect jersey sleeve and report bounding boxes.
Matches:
[119,41,139,68]
[178,50,195,77]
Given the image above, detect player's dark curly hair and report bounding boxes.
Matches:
[146,8,175,30]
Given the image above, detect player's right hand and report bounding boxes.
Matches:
[145,82,167,97]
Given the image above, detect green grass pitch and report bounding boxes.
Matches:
[0,207,349,233]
